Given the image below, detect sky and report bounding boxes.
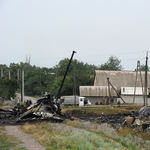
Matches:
[0,0,150,71]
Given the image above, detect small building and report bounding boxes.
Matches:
[79,70,150,104]
[79,86,117,104]
[117,87,150,104]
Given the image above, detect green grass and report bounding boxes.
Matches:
[20,120,150,150]
[66,120,150,150]
[21,122,125,150]
[62,105,143,116]
[0,127,27,150]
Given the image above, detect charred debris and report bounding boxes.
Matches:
[0,51,76,125]
[0,51,150,132]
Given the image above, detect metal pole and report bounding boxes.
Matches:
[56,51,76,100]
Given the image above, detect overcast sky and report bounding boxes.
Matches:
[0,0,150,70]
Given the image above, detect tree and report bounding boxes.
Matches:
[140,64,150,71]
[0,77,18,99]
[99,55,123,70]
[50,59,96,97]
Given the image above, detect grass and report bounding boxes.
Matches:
[61,104,143,116]
[0,127,27,150]
[21,122,125,150]
[20,120,150,150]
[17,104,150,150]
[65,120,150,150]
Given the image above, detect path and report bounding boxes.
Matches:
[5,126,45,150]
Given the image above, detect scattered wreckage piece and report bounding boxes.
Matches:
[123,107,150,131]
[0,92,66,125]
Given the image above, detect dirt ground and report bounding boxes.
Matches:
[5,125,45,150]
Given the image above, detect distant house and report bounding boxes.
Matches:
[79,70,150,104]
[79,86,117,104]
[94,70,150,90]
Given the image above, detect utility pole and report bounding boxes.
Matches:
[40,68,41,87]
[144,51,148,106]
[74,70,76,105]
[17,69,19,81]
[107,78,125,103]
[133,61,144,105]
[56,51,76,100]
[22,69,24,102]
[1,69,3,77]
[107,78,111,104]
[56,68,57,80]
[8,70,11,79]
[20,68,22,102]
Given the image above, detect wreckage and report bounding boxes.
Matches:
[0,92,65,125]
[0,51,76,125]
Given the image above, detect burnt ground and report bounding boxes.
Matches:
[0,107,139,127]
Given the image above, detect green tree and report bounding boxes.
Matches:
[50,76,73,98]
[0,77,18,99]
[140,64,150,71]
[50,59,96,97]
[99,55,123,70]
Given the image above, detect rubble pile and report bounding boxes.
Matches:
[0,93,64,125]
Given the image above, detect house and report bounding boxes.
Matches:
[80,70,150,104]
[79,86,117,104]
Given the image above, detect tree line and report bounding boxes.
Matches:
[0,56,148,99]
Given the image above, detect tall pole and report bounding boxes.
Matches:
[74,70,76,105]
[8,70,11,79]
[133,68,138,104]
[107,78,111,104]
[22,69,24,102]
[139,62,144,106]
[20,68,22,102]
[107,78,125,103]
[17,69,19,81]
[145,51,148,106]
[40,68,41,87]
[56,51,76,100]
[1,69,3,77]
[133,61,144,105]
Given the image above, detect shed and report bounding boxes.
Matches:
[79,86,117,104]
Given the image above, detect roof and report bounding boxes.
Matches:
[94,70,150,90]
[80,86,117,96]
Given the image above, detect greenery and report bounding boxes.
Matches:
[61,104,143,116]
[99,55,123,70]
[0,77,18,99]
[140,64,150,71]
[0,55,123,99]
[21,118,150,150]
[21,122,125,150]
